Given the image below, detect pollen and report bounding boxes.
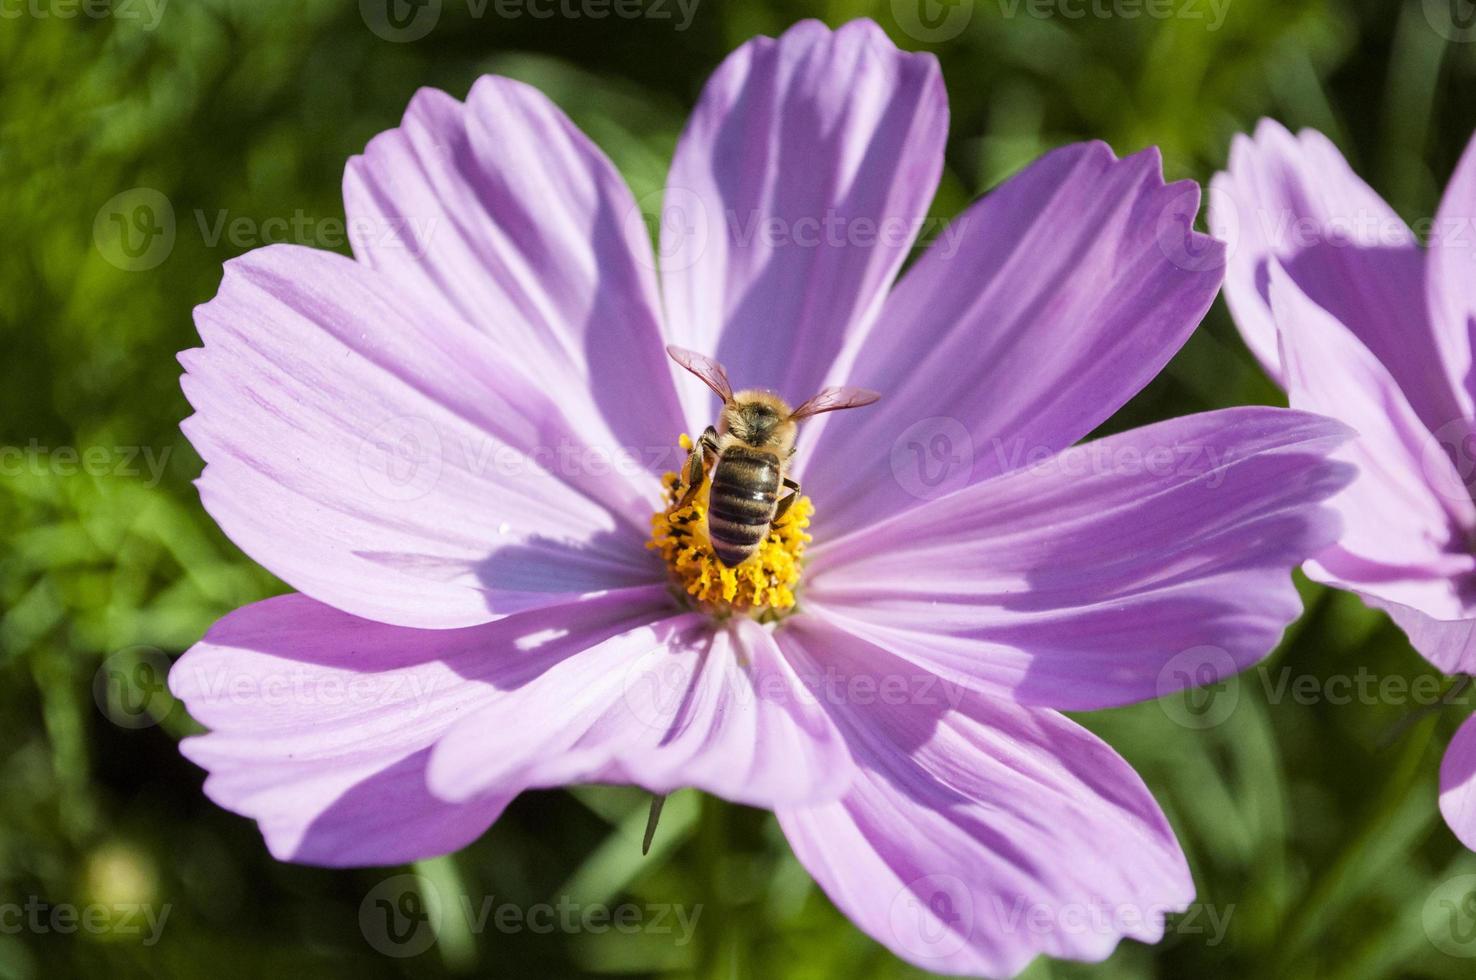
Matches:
[647,437,812,617]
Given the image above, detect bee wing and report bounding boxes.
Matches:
[666,345,734,402]
[788,385,881,420]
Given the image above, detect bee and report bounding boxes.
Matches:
[666,345,880,567]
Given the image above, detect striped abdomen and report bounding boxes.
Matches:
[707,450,781,567]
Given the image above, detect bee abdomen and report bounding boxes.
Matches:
[707,453,780,566]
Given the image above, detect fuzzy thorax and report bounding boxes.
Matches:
[647,435,812,616]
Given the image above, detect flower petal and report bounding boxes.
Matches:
[804,142,1224,536]
[659,19,946,427]
[343,78,686,471]
[775,617,1191,977]
[1428,131,1476,408]
[182,244,666,629]
[1441,713,1476,851]
[1268,261,1476,619]
[426,616,851,809]
[804,407,1352,710]
[1356,594,1476,677]
[1210,118,1468,429]
[169,586,672,866]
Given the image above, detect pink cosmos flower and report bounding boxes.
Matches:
[171,21,1352,976]
[1211,121,1476,851]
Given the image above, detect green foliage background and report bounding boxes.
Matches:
[2,0,1476,977]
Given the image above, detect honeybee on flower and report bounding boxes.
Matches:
[171,20,1350,977]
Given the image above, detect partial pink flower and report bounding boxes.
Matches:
[1212,120,1476,850]
[172,22,1351,977]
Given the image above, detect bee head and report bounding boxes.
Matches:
[722,390,797,453]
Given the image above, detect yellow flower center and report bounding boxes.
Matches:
[647,434,813,619]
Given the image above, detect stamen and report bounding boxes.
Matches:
[647,435,812,617]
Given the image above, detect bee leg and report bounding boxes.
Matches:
[678,454,704,506]
[677,427,719,508]
[772,477,801,526]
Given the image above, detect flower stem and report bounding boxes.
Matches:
[1266,704,1440,977]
